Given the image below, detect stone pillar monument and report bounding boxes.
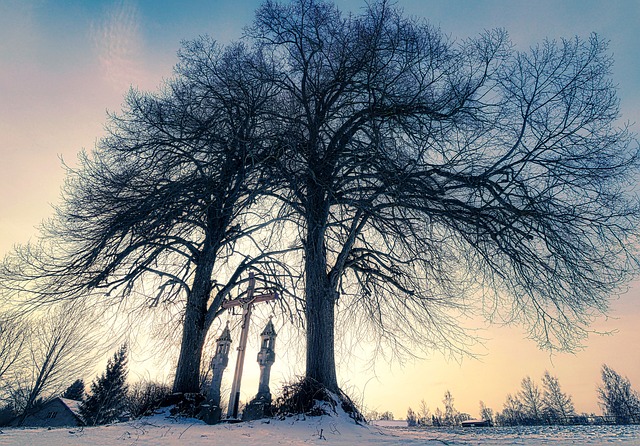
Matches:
[242,318,277,421]
[256,318,277,402]
[203,323,232,424]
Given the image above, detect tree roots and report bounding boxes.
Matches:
[273,377,365,424]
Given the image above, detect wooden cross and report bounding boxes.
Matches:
[222,272,278,419]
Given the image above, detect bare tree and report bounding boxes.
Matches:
[442,390,460,426]
[479,400,494,424]
[518,376,543,424]
[500,393,525,426]
[418,399,431,426]
[597,364,640,424]
[9,303,95,424]
[364,408,380,422]
[541,370,575,423]
[0,39,292,394]
[250,0,640,396]
[0,313,26,400]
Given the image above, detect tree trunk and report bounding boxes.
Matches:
[304,189,339,393]
[172,244,217,394]
[172,296,207,393]
[304,270,338,392]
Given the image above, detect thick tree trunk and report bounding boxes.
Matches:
[304,269,338,392]
[172,296,208,393]
[172,244,217,394]
[304,189,339,393]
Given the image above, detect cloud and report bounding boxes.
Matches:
[91,0,144,92]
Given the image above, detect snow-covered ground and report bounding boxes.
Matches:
[1,408,388,446]
[2,409,640,446]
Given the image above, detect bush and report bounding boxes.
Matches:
[166,393,206,418]
[0,404,16,427]
[127,381,171,418]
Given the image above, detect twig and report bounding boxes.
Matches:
[178,423,195,439]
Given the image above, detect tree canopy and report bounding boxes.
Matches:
[249,0,640,391]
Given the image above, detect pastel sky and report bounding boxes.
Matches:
[1,0,639,418]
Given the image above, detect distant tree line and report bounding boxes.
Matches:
[402,366,640,427]
[405,391,472,427]
[497,371,576,426]
[365,410,395,421]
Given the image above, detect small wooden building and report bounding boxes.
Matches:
[18,397,84,427]
[461,418,492,427]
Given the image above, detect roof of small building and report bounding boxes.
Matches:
[14,397,85,427]
[59,397,83,417]
[461,419,491,427]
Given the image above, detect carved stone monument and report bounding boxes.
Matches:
[242,318,277,421]
[202,323,232,424]
[256,318,277,402]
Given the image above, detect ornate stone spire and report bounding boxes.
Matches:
[243,318,278,421]
[217,321,232,343]
[260,318,276,337]
[206,321,232,423]
[256,318,277,401]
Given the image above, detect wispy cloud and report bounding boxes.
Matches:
[91,0,144,92]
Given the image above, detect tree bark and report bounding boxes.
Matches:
[303,186,339,393]
[172,295,207,393]
[304,271,338,393]
[172,243,217,394]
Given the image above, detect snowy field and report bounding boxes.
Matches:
[386,425,640,445]
[2,409,640,446]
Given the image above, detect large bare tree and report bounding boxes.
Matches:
[541,371,575,423]
[0,40,287,394]
[250,0,639,394]
[517,376,543,424]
